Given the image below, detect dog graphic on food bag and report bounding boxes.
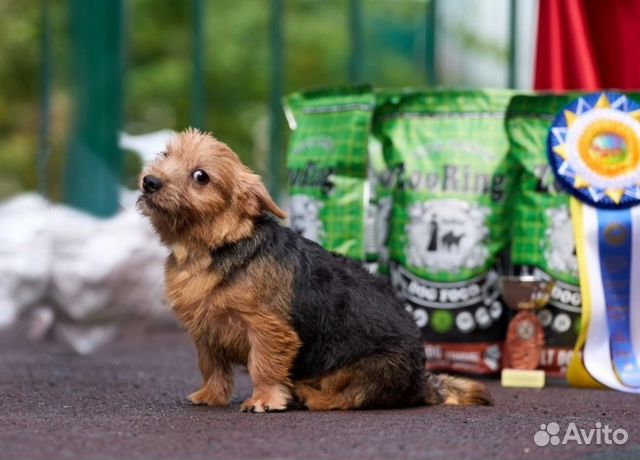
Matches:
[407,199,490,273]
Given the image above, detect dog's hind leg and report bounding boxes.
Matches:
[295,371,361,411]
[294,355,426,411]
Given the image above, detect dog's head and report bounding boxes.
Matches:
[138,128,285,246]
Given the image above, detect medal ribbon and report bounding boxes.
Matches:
[597,208,640,386]
[575,202,640,392]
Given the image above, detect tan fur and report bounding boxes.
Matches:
[139,129,298,412]
[139,128,285,249]
[188,340,235,406]
[435,375,493,406]
[294,356,399,411]
[295,370,365,411]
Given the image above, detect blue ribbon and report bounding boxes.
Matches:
[597,208,640,387]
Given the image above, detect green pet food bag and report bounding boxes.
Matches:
[374,89,515,375]
[366,135,389,271]
[368,90,401,274]
[506,94,587,377]
[285,86,374,261]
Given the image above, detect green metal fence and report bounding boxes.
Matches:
[38,0,517,217]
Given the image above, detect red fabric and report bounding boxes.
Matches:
[535,0,640,91]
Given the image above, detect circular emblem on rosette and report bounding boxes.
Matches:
[547,92,640,208]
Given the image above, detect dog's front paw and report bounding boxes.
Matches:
[240,385,290,413]
[240,397,287,413]
[188,386,229,406]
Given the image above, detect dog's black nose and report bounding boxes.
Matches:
[142,175,162,193]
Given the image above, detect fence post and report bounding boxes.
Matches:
[38,0,52,198]
[425,0,437,85]
[64,0,124,217]
[192,0,206,129]
[268,0,284,201]
[508,0,518,89]
[349,0,363,84]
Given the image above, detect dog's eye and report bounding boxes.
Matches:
[192,169,209,184]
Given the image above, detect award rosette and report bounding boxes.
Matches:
[547,92,640,392]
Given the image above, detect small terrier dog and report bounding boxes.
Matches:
[138,129,492,412]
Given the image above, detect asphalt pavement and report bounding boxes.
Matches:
[1,325,639,460]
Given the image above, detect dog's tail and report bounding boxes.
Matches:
[424,372,493,406]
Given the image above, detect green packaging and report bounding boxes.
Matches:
[368,89,400,274]
[374,89,515,375]
[506,94,585,377]
[284,86,374,260]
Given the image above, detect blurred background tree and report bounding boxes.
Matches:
[0,0,525,203]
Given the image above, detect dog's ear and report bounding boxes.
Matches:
[239,173,287,220]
